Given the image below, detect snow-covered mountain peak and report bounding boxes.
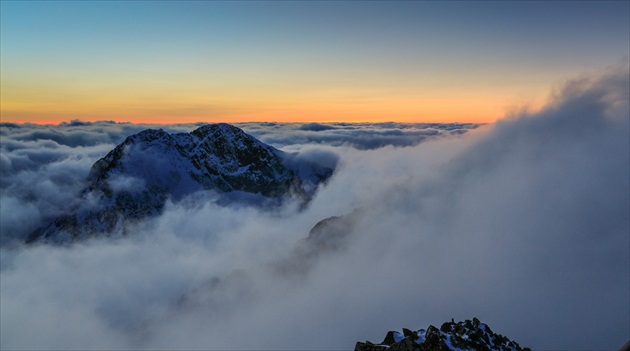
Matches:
[119,128,175,150]
[29,124,333,243]
[130,128,169,141]
[191,123,247,139]
[188,123,271,153]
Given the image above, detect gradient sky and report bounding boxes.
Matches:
[1,1,628,124]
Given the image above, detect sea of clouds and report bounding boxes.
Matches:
[1,66,628,350]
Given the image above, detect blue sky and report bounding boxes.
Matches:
[1,1,628,123]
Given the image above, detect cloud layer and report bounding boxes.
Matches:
[0,120,473,245]
[1,67,628,350]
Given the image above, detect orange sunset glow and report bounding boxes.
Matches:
[2,75,546,124]
[1,2,617,126]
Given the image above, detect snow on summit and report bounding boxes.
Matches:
[28,123,333,243]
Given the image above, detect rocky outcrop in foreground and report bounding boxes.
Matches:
[355,318,530,351]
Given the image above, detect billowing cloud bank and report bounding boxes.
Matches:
[1,66,628,350]
[0,121,475,245]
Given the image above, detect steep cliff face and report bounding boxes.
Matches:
[355,318,530,351]
[28,124,333,243]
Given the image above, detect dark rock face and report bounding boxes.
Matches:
[303,213,357,252]
[28,124,333,244]
[355,318,530,351]
[272,211,360,277]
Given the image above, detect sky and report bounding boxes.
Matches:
[1,66,628,350]
[1,1,628,124]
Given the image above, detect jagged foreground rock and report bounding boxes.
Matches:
[355,318,530,351]
[27,123,333,243]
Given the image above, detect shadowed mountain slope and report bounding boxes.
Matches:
[28,123,333,243]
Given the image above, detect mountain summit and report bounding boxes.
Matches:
[355,318,530,351]
[28,123,333,243]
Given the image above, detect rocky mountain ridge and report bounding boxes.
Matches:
[28,123,333,243]
[355,318,530,351]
